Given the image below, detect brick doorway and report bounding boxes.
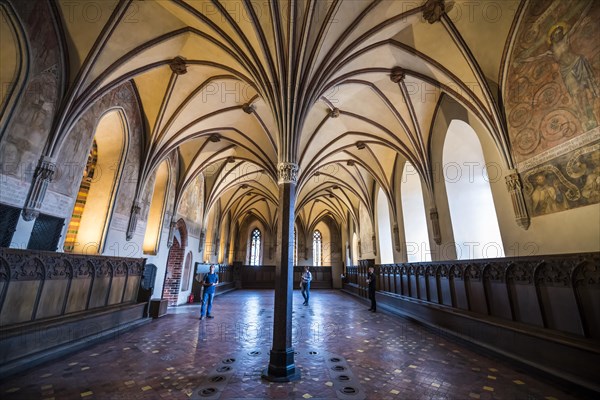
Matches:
[162,219,188,305]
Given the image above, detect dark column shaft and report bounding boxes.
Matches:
[263,164,300,382]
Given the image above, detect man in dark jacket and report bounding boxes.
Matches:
[366,266,376,312]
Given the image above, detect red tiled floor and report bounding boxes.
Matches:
[0,290,587,399]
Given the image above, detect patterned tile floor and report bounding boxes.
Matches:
[0,290,588,399]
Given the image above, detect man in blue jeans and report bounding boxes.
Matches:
[199,265,219,320]
[300,266,312,306]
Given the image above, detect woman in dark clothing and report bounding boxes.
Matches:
[366,266,376,312]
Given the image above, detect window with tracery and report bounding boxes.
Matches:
[250,228,261,266]
[313,230,322,266]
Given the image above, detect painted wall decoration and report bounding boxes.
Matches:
[522,141,600,217]
[506,0,600,216]
[177,174,204,238]
[0,0,61,186]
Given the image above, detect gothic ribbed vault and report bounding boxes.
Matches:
[48,0,519,237]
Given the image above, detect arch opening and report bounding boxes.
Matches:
[442,120,505,260]
[376,187,394,264]
[401,162,431,262]
[64,110,128,254]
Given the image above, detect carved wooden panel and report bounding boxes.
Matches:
[344,252,599,339]
[0,248,145,328]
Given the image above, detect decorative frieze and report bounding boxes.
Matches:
[507,262,534,284]
[535,263,572,287]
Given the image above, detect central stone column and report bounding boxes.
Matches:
[262,163,301,382]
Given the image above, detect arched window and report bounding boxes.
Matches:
[63,141,98,252]
[443,120,504,259]
[376,187,394,264]
[313,230,322,266]
[352,232,359,265]
[1,3,28,134]
[249,228,261,266]
[64,109,128,254]
[401,162,431,262]
[180,251,193,291]
[143,160,169,254]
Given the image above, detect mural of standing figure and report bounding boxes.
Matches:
[516,0,599,131]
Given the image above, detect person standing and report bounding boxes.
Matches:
[366,266,376,312]
[300,266,312,306]
[199,265,219,320]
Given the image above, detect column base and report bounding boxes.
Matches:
[261,349,301,382]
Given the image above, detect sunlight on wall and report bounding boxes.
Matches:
[143,160,169,254]
[314,221,331,265]
[401,162,431,262]
[352,232,359,266]
[73,110,127,254]
[376,187,394,264]
[443,120,504,260]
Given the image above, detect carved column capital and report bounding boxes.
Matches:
[22,156,57,221]
[429,208,442,245]
[277,163,299,184]
[167,219,177,248]
[372,235,377,256]
[423,0,447,24]
[329,108,340,118]
[392,224,401,251]
[505,170,530,230]
[126,201,142,241]
[198,229,206,252]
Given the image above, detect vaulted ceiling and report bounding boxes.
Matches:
[53,0,520,232]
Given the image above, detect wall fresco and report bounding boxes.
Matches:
[521,140,600,217]
[177,173,204,238]
[0,0,61,186]
[507,0,600,216]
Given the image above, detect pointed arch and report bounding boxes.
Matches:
[401,162,431,262]
[443,120,504,259]
[249,227,262,266]
[143,159,170,254]
[66,109,128,254]
[0,2,29,138]
[313,230,323,266]
[376,187,394,264]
